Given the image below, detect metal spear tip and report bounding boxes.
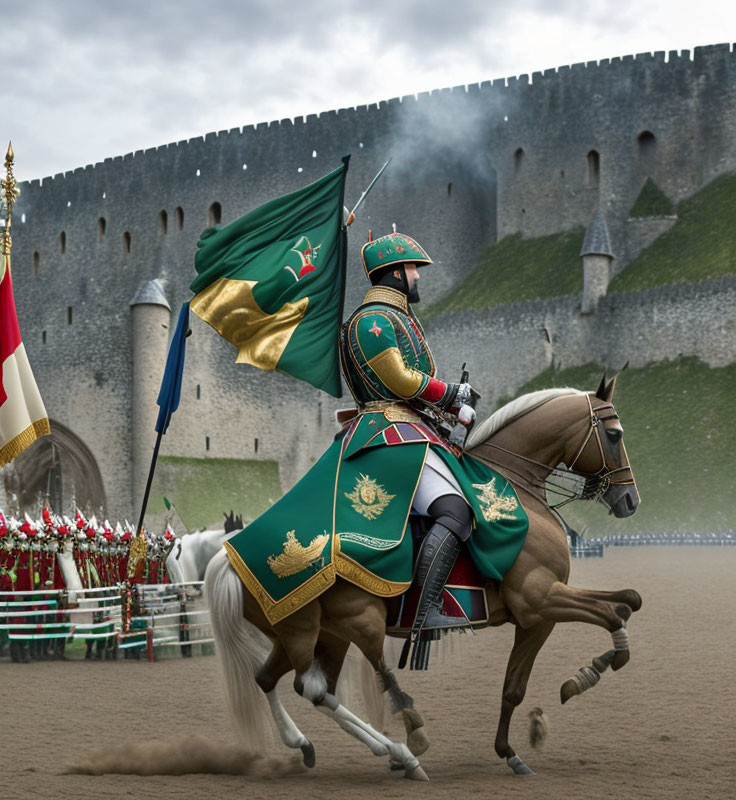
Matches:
[5,141,13,164]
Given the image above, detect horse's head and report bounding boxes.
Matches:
[567,374,640,518]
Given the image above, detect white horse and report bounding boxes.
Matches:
[166,529,232,587]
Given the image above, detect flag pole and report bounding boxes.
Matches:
[134,429,163,539]
[345,159,391,226]
[127,302,190,585]
[1,142,18,278]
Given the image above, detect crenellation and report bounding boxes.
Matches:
[10,43,736,518]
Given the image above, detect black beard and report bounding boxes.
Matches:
[374,266,420,303]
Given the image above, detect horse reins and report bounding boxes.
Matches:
[475,394,636,510]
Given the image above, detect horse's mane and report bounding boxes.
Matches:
[466,387,586,449]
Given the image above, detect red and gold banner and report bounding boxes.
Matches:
[0,143,49,465]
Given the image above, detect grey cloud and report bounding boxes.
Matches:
[0,0,683,179]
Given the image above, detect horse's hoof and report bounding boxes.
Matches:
[405,764,429,781]
[611,649,630,671]
[407,727,430,756]
[507,754,535,775]
[300,741,316,768]
[623,589,642,612]
[560,679,580,704]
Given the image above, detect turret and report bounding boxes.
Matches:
[129,279,171,513]
[580,212,615,314]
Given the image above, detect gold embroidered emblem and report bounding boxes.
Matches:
[267,530,329,578]
[473,478,519,522]
[345,474,395,520]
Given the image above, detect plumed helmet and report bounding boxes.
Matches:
[361,232,432,281]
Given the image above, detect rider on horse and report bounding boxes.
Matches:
[339,232,479,637]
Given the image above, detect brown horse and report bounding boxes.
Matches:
[205,376,641,779]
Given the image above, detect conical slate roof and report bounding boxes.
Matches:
[129,278,171,309]
[580,212,615,259]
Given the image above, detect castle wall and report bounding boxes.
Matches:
[7,43,736,518]
[426,276,736,416]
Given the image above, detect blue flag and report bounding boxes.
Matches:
[156,302,190,434]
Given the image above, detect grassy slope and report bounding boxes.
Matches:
[424,229,584,318]
[425,173,736,315]
[629,177,675,217]
[611,173,736,292]
[148,456,282,531]
[493,358,735,535]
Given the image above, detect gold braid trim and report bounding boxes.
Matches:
[224,541,337,625]
[334,552,410,597]
[0,418,50,466]
[362,286,408,312]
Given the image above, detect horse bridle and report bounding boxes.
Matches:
[476,394,636,508]
[568,394,636,502]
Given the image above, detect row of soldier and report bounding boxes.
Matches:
[0,508,178,662]
[599,531,735,546]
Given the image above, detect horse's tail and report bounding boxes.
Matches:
[205,549,276,752]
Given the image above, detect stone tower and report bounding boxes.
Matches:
[580,212,615,314]
[129,279,171,514]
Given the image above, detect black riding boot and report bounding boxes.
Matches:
[413,525,467,632]
[400,494,474,671]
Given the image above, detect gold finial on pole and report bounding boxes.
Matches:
[2,140,20,261]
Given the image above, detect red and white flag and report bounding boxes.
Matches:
[0,257,49,465]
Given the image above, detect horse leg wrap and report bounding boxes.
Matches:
[266,690,310,749]
[611,623,630,652]
[571,665,601,694]
[318,693,425,776]
[507,754,535,775]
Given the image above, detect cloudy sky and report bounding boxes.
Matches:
[4,0,736,181]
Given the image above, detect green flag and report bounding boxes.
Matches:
[190,159,349,397]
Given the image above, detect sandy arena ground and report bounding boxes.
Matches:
[1,547,734,800]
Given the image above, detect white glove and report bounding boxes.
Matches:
[457,404,476,426]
